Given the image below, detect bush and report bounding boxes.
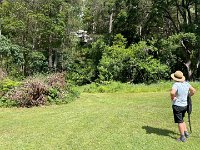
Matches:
[1,73,79,108]
[98,37,170,84]
[5,78,48,107]
[0,68,7,80]
[134,57,170,84]
[0,78,21,97]
[0,97,18,107]
[68,39,106,85]
[46,73,80,104]
[47,72,66,89]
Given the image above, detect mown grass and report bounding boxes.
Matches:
[0,90,200,150]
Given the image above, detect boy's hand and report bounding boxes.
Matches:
[172,97,177,101]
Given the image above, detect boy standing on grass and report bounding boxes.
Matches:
[170,70,196,142]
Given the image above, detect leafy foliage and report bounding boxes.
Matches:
[0,78,21,97]
[1,0,200,88]
[68,39,107,85]
[0,0,82,76]
[158,32,197,80]
[0,35,24,76]
[98,34,169,84]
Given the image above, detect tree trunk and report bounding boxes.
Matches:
[0,19,1,37]
[182,0,187,24]
[23,52,29,76]
[176,6,181,29]
[48,35,53,69]
[184,60,192,80]
[108,8,113,45]
[60,52,63,71]
[48,48,53,68]
[194,1,198,23]
[53,50,58,72]
[186,3,192,24]
[196,49,200,79]
[109,9,113,34]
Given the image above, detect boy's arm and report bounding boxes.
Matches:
[189,86,196,96]
[170,89,177,101]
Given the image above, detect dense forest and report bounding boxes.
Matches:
[1,0,200,85]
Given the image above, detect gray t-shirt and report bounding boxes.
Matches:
[172,81,191,106]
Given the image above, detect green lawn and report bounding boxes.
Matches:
[0,92,200,150]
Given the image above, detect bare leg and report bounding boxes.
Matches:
[183,122,190,138]
[177,122,187,142]
[178,122,185,135]
[183,122,187,132]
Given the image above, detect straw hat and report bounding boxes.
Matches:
[171,71,185,82]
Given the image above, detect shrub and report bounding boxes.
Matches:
[6,78,48,107]
[98,37,169,84]
[2,73,79,107]
[46,72,78,104]
[47,72,66,90]
[0,97,18,107]
[0,78,21,97]
[0,68,7,80]
[68,39,106,85]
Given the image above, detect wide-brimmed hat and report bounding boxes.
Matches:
[171,71,185,82]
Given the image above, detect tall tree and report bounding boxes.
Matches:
[0,0,82,75]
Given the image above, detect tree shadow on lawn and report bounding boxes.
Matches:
[142,126,178,139]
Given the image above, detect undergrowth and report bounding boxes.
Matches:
[78,81,200,93]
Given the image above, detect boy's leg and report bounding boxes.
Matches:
[177,123,186,142]
[177,107,187,142]
[183,122,190,138]
[183,122,187,131]
[173,105,187,142]
[178,122,185,135]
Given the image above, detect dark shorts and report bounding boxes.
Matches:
[172,105,187,123]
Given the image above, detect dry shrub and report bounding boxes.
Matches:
[0,68,7,80]
[46,72,69,101]
[47,72,66,89]
[6,78,48,107]
[3,72,77,108]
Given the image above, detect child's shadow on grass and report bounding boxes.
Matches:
[142,126,178,139]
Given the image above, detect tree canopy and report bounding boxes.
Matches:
[1,0,200,84]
